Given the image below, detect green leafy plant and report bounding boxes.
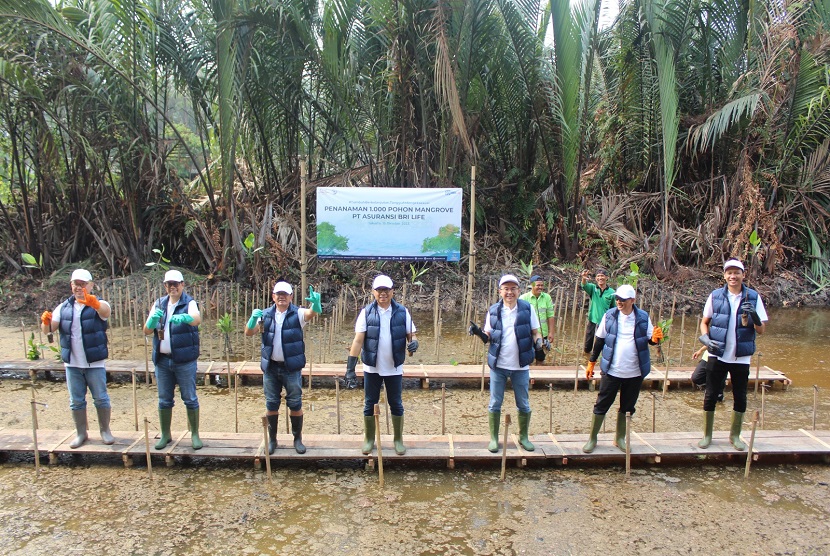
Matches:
[21,252,43,272]
[519,259,534,279]
[217,313,234,382]
[409,264,430,286]
[145,246,171,271]
[618,262,641,288]
[26,333,41,360]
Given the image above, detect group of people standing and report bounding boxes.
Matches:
[40,258,767,456]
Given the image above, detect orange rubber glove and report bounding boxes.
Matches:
[586,360,596,379]
[40,310,52,327]
[651,326,664,344]
[77,289,101,311]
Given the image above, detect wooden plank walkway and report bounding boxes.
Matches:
[1,428,827,469]
[0,360,792,390]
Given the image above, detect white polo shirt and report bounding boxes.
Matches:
[484,303,541,371]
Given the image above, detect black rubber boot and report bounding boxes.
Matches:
[267,414,278,455]
[290,414,306,454]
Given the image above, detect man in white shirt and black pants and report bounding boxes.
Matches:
[582,284,663,453]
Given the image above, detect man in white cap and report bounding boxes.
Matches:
[581,283,663,453]
[469,274,543,452]
[245,280,321,454]
[697,258,768,450]
[143,269,203,450]
[345,274,418,456]
[41,269,114,448]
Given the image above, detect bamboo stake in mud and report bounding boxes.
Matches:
[234,369,239,433]
[21,320,26,359]
[300,158,308,297]
[261,416,272,481]
[441,383,446,435]
[661,356,671,399]
[374,404,384,487]
[335,376,341,434]
[500,414,511,482]
[813,385,819,431]
[144,336,151,385]
[144,417,153,479]
[744,410,760,479]
[754,352,762,399]
[132,369,138,431]
[548,384,553,433]
[760,384,768,428]
[465,166,476,325]
[678,311,686,366]
[433,280,440,356]
[573,361,580,394]
[576,289,586,358]
[625,412,632,478]
[30,388,40,478]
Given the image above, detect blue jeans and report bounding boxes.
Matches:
[155,356,199,410]
[363,373,403,417]
[65,366,110,411]
[263,361,303,412]
[488,367,530,414]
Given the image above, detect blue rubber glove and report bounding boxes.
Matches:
[305,286,322,314]
[247,309,263,329]
[169,314,194,325]
[145,307,164,329]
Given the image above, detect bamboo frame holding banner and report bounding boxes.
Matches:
[300,157,308,300]
[464,166,476,325]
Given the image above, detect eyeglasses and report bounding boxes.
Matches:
[375,288,391,293]
[164,281,183,288]
[615,296,632,303]
[71,280,89,288]
[501,287,519,293]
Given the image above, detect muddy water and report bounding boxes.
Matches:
[1,308,829,555]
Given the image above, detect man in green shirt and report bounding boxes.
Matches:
[520,275,555,354]
[581,268,616,354]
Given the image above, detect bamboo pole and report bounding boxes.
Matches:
[744,410,760,479]
[500,414,511,481]
[465,166,476,325]
[144,336,151,385]
[335,376,341,434]
[651,393,656,433]
[625,412,632,478]
[21,320,26,359]
[300,157,308,297]
[441,383,446,435]
[813,385,819,431]
[144,417,153,479]
[132,369,138,431]
[754,352,762,399]
[261,416,272,481]
[678,311,686,366]
[234,368,239,433]
[760,384,767,429]
[548,384,553,433]
[374,404,384,487]
[30,387,40,478]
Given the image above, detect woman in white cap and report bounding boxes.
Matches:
[143,269,203,450]
[345,274,418,456]
[581,283,663,453]
[245,280,321,454]
[469,274,542,452]
[697,258,768,450]
[40,269,114,448]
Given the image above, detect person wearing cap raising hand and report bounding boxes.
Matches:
[581,283,663,453]
[245,280,321,454]
[41,269,114,449]
[697,259,768,451]
[581,268,616,356]
[469,274,543,452]
[345,275,417,456]
[519,275,555,363]
[143,270,203,450]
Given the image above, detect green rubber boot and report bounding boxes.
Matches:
[362,416,375,455]
[698,410,715,449]
[518,411,535,451]
[488,411,500,453]
[730,411,746,451]
[582,413,605,453]
[614,412,627,452]
[392,414,406,455]
[155,408,173,450]
[187,408,203,450]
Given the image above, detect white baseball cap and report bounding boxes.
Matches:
[498,274,520,288]
[273,281,293,294]
[723,259,745,272]
[71,269,93,282]
[164,269,184,282]
[372,275,394,289]
[615,284,636,299]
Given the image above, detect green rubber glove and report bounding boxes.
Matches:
[305,286,322,314]
[247,309,263,329]
[145,307,164,329]
[169,313,194,325]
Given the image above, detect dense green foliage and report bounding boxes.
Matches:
[0,0,827,286]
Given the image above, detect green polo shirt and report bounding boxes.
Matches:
[582,282,616,324]
[519,291,554,337]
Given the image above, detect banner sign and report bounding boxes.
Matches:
[316,187,462,261]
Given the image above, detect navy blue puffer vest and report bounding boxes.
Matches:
[599,306,651,377]
[152,292,200,364]
[708,285,758,358]
[59,296,108,364]
[487,299,534,370]
[362,300,407,368]
[259,303,306,372]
